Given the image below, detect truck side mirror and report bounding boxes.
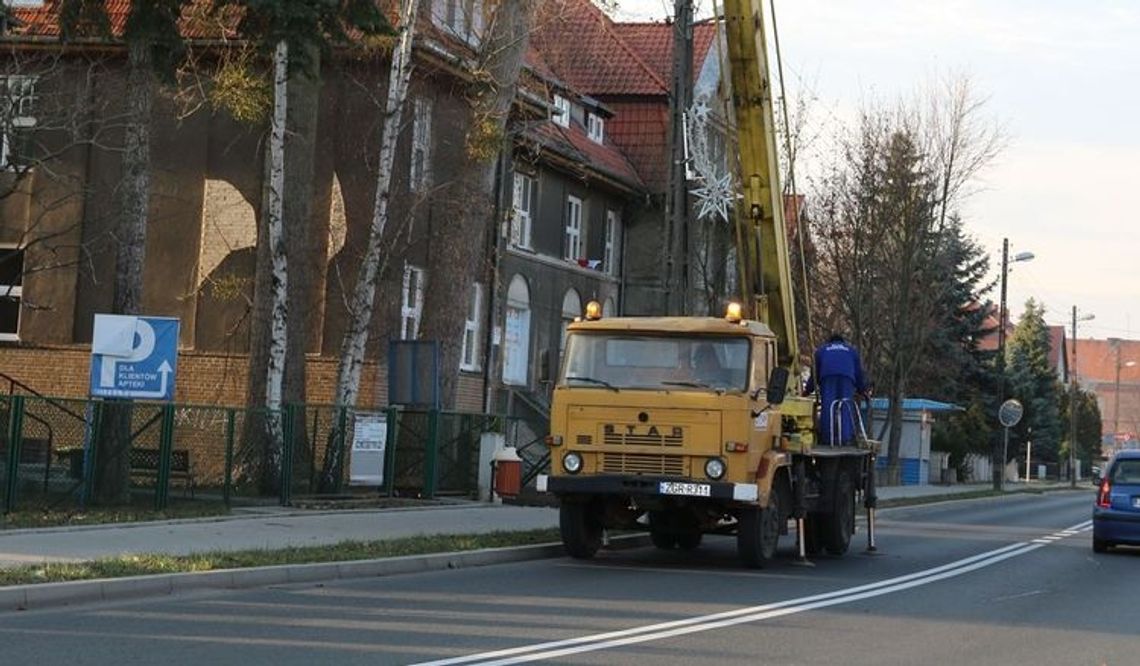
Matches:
[766,367,789,405]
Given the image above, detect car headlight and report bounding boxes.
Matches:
[563,452,583,474]
[705,457,726,480]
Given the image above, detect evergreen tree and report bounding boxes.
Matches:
[1006,299,1063,464]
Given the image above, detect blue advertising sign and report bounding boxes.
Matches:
[89,315,180,401]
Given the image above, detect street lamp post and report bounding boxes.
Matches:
[994,238,1035,491]
[1070,306,1094,488]
[1111,337,1136,452]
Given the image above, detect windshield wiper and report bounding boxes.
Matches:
[566,375,619,392]
[661,380,714,389]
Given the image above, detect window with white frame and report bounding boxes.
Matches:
[460,282,484,372]
[552,94,570,128]
[429,0,485,45]
[400,263,426,340]
[503,275,531,387]
[510,172,534,249]
[0,246,24,341]
[604,210,621,276]
[586,112,604,143]
[564,195,583,261]
[410,97,433,192]
[1,76,37,170]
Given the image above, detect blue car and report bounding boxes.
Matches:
[1093,450,1140,552]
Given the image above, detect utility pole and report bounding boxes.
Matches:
[1070,306,1077,488]
[664,0,694,315]
[994,239,1009,491]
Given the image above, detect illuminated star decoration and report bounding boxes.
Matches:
[690,170,738,224]
[685,95,736,223]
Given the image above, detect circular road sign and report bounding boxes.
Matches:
[998,399,1024,428]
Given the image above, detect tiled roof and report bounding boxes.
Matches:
[612,21,717,87]
[5,0,401,40]
[8,0,242,39]
[602,100,669,190]
[530,0,667,97]
[527,118,644,190]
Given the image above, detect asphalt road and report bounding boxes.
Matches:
[0,490,1133,665]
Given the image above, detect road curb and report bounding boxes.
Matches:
[0,534,651,613]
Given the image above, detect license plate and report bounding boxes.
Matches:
[659,481,711,497]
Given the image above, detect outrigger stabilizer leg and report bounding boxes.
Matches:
[792,457,813,566]
[865,456,878,553]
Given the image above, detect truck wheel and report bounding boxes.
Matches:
[676,531,703,550]
[648,511,678,549]
[822,471,855,556]
[738,492,781,568]
[560,502,602,559]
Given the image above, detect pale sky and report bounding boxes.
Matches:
[610,0,1140,343]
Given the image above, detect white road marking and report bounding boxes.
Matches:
[412,520,1091,666]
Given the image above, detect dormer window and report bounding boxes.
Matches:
[586,112,604,143]
[552,94,570,128]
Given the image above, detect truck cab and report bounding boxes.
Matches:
[538,303,825,567]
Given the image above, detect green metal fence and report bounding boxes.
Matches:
[0,396,546,514]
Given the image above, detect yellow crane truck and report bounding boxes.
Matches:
[535,0,878,567]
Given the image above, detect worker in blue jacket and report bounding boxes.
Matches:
[804,333,870,446]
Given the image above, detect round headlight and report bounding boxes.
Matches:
[705,457,726,480]
[563,452,583,474]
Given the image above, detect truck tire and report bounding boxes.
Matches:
[737,492,781,568]
[560,502,602,559]
[648,511,678,549]
[822,471,855,556]
[676,531,703,550]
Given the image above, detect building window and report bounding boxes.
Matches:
[410,97,433,192]
[0,246,23,341]
[560,288,581,354]
[401,263,425,340]
[586,112,604,143]
[564,195,583,261]
[603,296,617,317]
[552,94,570,128]
[430,0,484,45]
[604,210,621,276]
[460,282,484,372]
[1,76,37,170]
[510,172,534,249]
[503,274,530,386]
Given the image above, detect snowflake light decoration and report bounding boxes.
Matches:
[691,170,739,224]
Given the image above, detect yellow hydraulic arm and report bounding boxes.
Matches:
[723,0,799,370]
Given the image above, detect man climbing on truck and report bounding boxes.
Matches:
[805,333,870,446]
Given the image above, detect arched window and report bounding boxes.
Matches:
[603,296,617,317]
[560,288,582,353]
[503,275,531,386]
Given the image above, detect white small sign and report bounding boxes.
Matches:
[753,411,770,430]
[349,413,387,485]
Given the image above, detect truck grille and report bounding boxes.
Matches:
[602,429,684,447]
[576,434,593,446]
[602,453,685,476]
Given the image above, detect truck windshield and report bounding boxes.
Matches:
[560,334,750,392]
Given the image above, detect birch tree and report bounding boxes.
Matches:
[321,0,421,491]
[218,0,391,493]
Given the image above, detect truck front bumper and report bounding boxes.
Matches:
[537,474,758,503]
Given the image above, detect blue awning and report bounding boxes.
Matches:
[869,398,963,413]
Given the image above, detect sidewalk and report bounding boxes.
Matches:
[0,482,1038,569]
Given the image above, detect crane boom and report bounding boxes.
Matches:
[723,0,799,370]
